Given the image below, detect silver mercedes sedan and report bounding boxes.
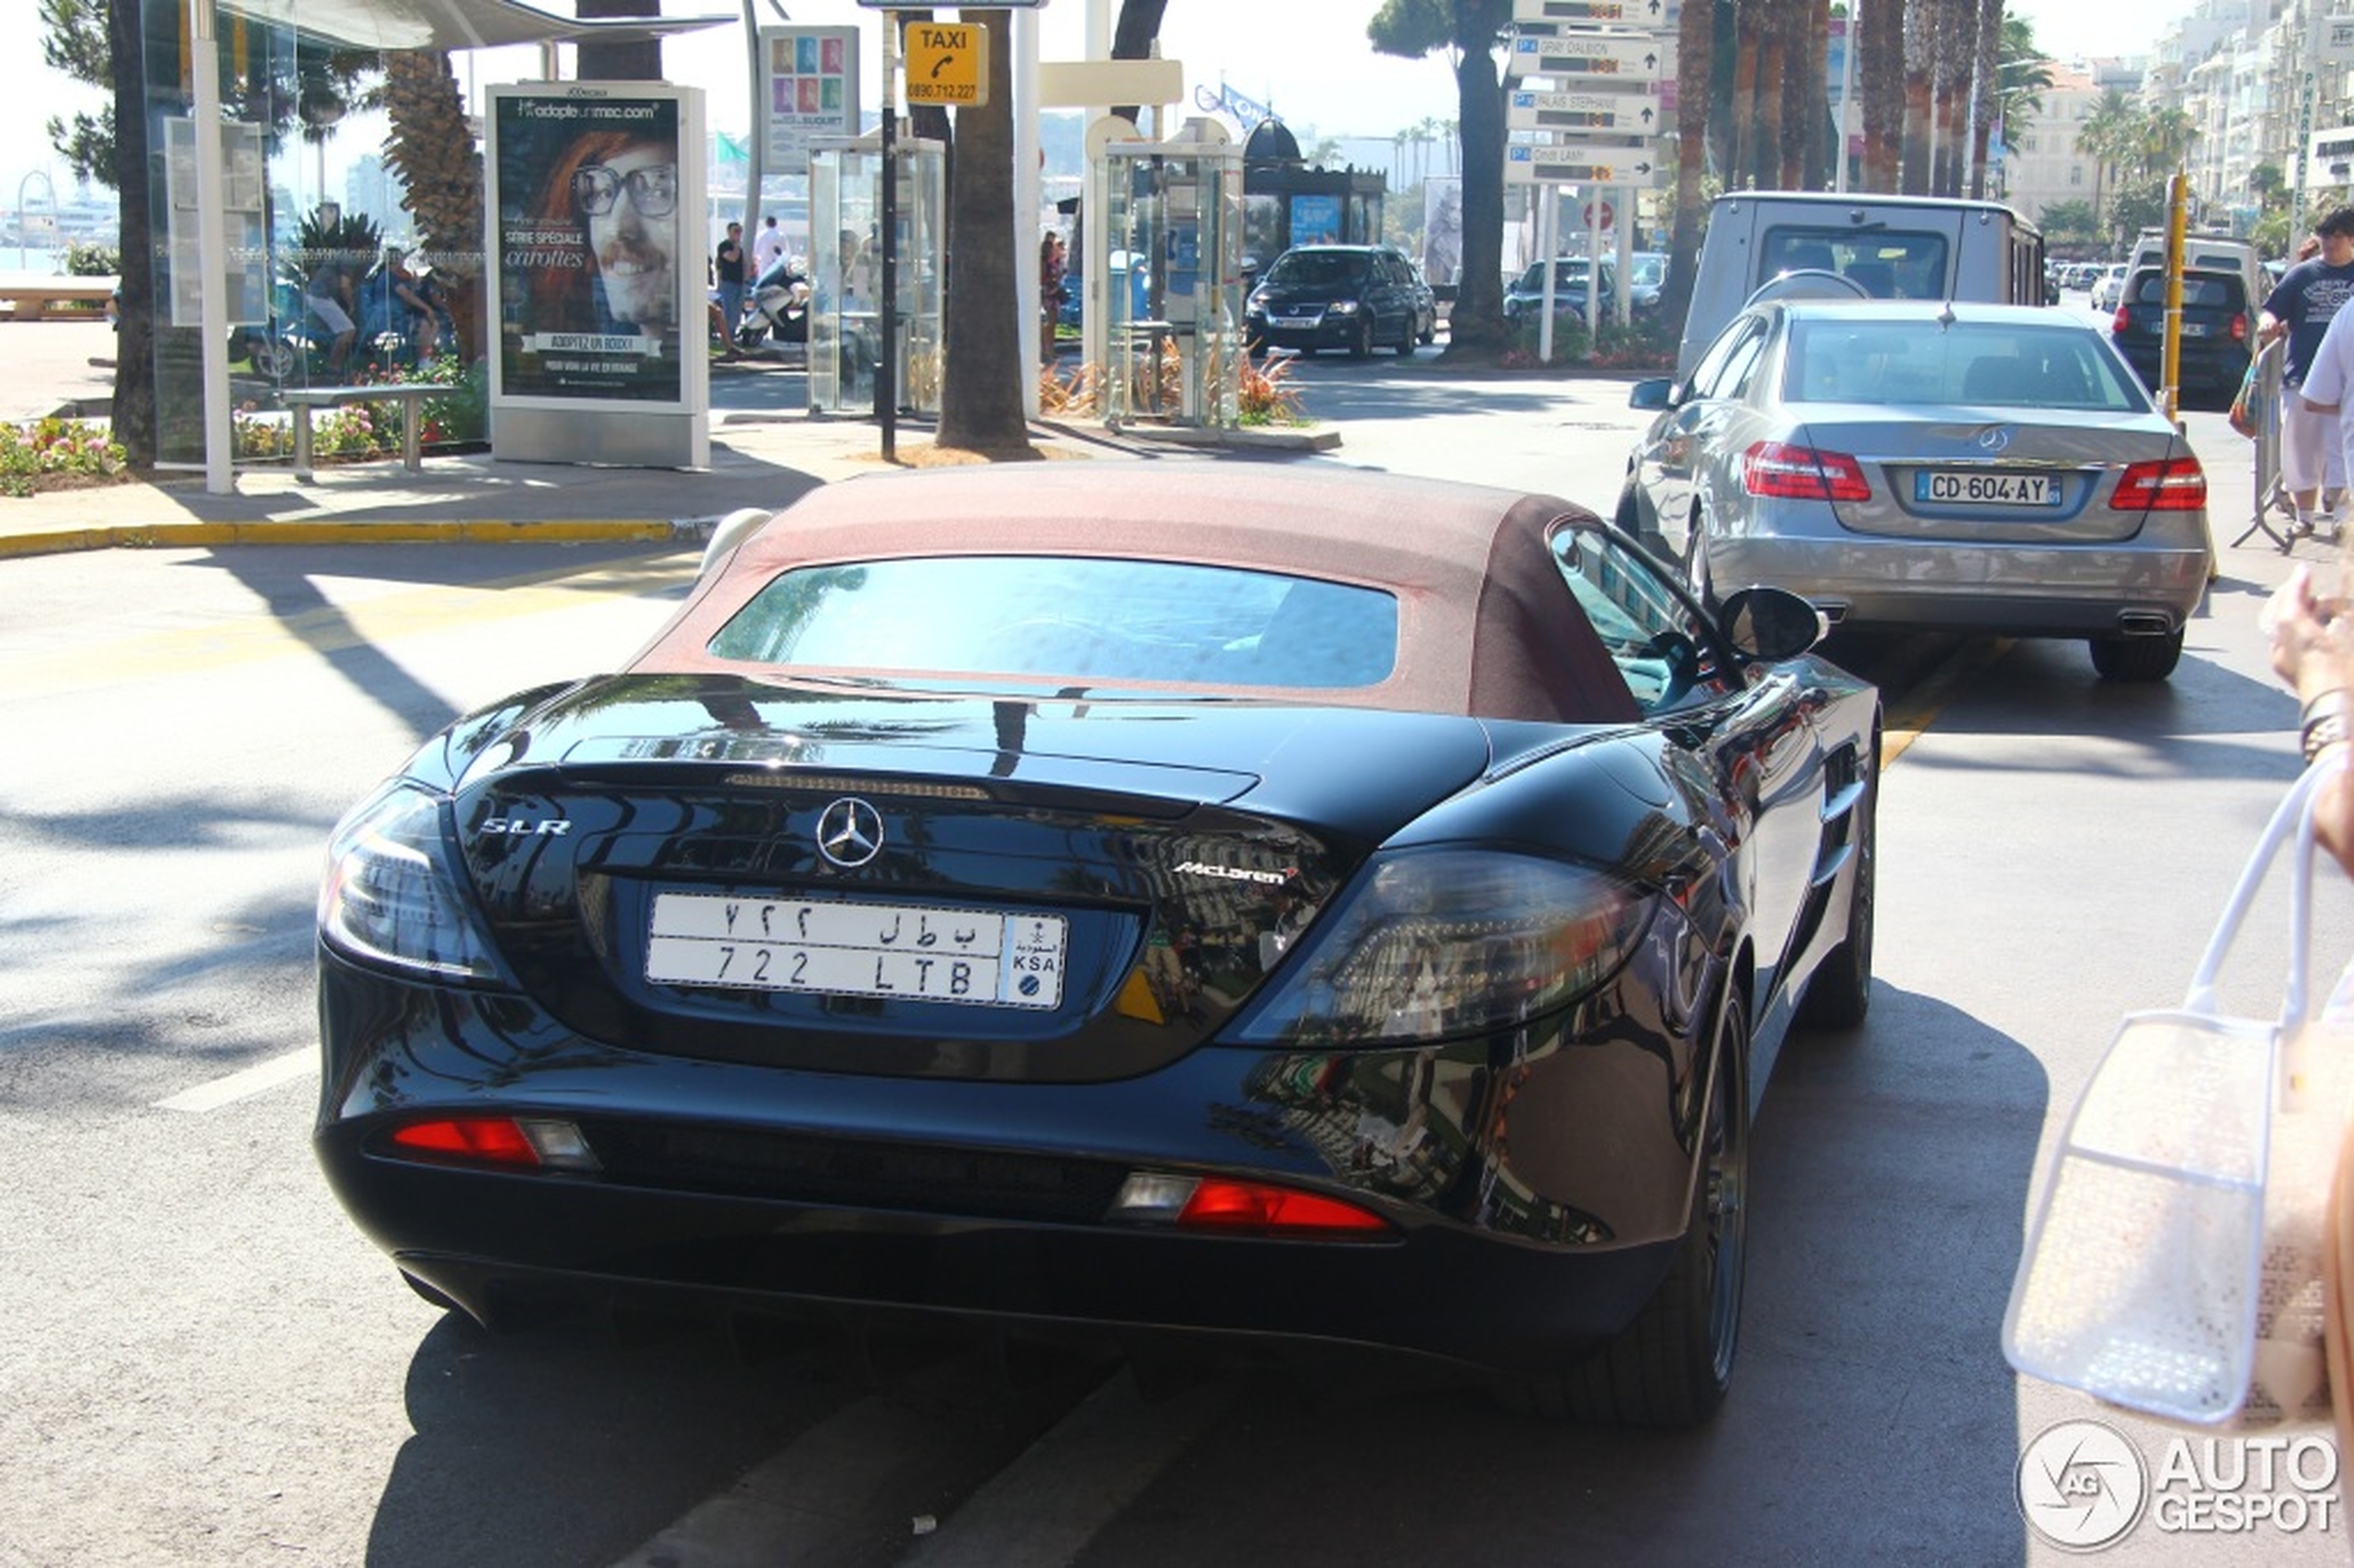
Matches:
[1615,298,2210,681]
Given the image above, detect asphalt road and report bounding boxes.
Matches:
[3,352,2348,1567]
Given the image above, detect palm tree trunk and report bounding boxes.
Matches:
[938,14,1032,453]
[1754,0,1788,189]
[381,50,485,362]
[1968,0,2004,198]
[1728,0,1763,186]
[1861,0,1905,191]
[1935,0,1973,197]
[1444,15,1512,359]
[1902,0,1935,195]
[1664,0,1715,324]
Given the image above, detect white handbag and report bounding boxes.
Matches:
[2003,754,2354,1428]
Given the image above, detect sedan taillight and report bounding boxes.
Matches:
[1743,440,1871,501]
[2111,456,2207,511]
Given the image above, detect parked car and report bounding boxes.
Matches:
[2090,263,2130,311]
[2109,264,2253,399]
[1244,245,1426,357]
[1504,257,1618,323]
[314,462,1881,1428]
[1626,250,1669,311]
[1673,190,2047,378]
[1618,298,2209,681]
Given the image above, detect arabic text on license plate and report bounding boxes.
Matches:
[645,893,1068,1009]
[1915,470,2057,507]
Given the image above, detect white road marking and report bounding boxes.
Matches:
[154,1048,317,1113]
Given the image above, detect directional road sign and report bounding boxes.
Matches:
[1513,0,1682,24]
[1508,32,1677,82]
[1505,139,1662,186]
[1509,88,1670,136]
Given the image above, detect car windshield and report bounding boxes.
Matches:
[1629,255,1667,287]
[1266,251,1370,288]
[709,556,1400,689]
[1781,320,2150,411]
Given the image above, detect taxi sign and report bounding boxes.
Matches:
[904,20,987,106]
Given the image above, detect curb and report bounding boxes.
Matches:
[0,515,717,559]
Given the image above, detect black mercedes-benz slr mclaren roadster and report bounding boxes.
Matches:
[315,464,1879,1427]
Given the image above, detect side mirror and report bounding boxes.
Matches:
[1715,586,1828,662]
[1629,376,1675,411]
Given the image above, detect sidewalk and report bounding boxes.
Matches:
[0,320,1292,558]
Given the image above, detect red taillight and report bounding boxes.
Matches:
[2111,457,2207,511]
[1743,440,1871,501]
[2231,312,2248,343]
[387,1117,543,1167]
[1177,1179,1392,1233]
[2113,306,2131,334]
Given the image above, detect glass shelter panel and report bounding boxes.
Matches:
[1101,142,1244,428]
[138,0,487,468]
[808,139,943,416]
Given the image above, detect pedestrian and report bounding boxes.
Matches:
[752,213,788,275]
[2264,209,2354,538]
[303,256,356,382]
[1039,231,1067,366]
[715,221,748,360]
[384,247,438,361]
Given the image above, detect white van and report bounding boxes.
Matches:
[1675,191,2048,377]
[2127,228,2265,315]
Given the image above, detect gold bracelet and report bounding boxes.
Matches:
[2305,711,2348,763]
[2304,688,2348,726]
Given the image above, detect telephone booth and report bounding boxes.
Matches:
[808,133,945,416]
[1098,119,1246,428]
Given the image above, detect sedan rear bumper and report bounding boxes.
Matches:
[1711,530,2210,638]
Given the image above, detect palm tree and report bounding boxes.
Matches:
[1987,11,2055,196]
[1932,0,1974,196]
[381,51,483,360]
[2078,88,2141,242]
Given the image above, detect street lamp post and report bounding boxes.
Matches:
[18,171,56,271]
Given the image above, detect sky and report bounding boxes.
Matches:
[1,0,2184,218]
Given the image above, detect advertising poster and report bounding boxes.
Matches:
[1290,194,1341,247]
[489,84,688,405]
[760,27,861,179]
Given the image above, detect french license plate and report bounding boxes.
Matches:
[1915,470,2058,508]
[2181,322,2209,336]
[645,892,1068,1009]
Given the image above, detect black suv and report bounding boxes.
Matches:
[2110,265,2252,399]
[1246,246,1427,357]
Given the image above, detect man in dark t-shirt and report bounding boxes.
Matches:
[2263,208,2354,534]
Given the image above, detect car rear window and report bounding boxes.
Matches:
[2127,272,2245,310]
[1759,227,1950,298]
[1782,320,2151,411]
[707,556,1400,689]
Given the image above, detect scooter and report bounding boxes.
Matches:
[736,255,811,350]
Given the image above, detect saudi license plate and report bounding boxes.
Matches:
[1915,470,2058,508]
[645,892,1068,1009]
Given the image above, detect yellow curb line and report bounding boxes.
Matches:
[1881,636,2015,770]
[0,519,697,557]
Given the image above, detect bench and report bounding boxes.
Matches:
[0,281,118,322]
[280,383,445,481]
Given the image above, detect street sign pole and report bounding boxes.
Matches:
[880,12,899,460]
